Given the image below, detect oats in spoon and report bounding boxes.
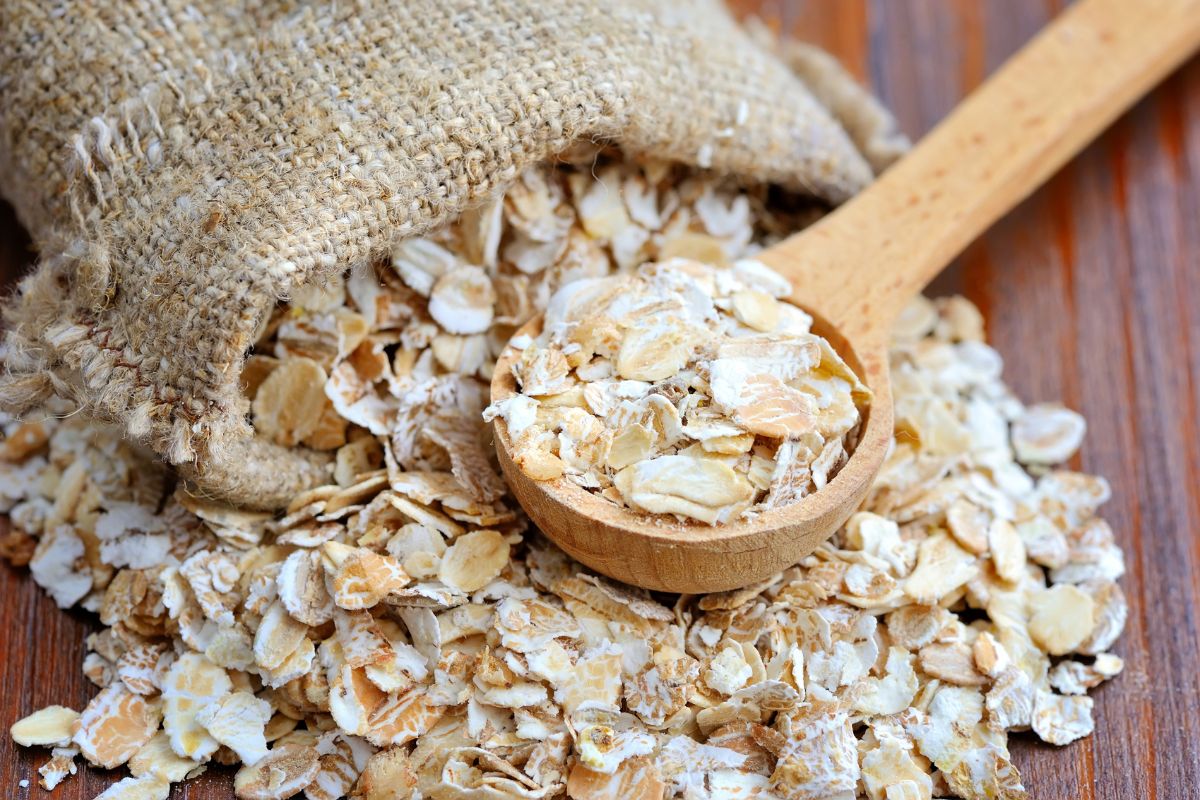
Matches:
[485,259,871,524]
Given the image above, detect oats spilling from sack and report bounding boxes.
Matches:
[486,260,870,523]
[3,154,1122,800]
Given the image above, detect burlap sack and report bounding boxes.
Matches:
[0,0,903,509]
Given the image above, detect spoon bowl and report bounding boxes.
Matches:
[490,0,1200,592]
[491,309,892,593]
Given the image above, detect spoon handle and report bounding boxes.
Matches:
[759,0,1200,344]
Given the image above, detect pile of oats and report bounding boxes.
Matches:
[485,259,870,524]
[2,153,1124,800]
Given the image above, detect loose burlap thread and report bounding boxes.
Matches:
[0,0,903,509]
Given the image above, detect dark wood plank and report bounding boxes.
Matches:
[1118,66,1200,800]
[1,2,1197,797]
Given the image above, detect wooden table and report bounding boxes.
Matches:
[1,1,1197,797]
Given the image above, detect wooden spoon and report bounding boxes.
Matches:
[490,0,1200,593]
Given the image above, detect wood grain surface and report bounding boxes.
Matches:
[1,1,1197,797]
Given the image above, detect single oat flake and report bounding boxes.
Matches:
[2,153,1125,800]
